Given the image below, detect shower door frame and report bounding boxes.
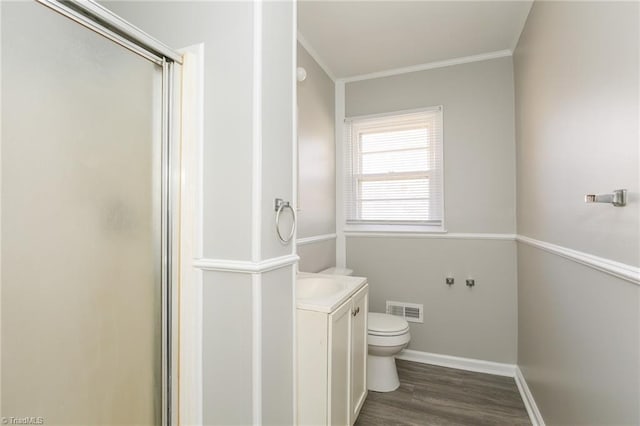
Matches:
[31,1,183,424]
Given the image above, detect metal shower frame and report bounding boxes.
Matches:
[34,1,183,424]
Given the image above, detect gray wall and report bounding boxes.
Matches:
[514,1,639,424]
[517,245,638,424]
[348,237,517,363]
[345,57,518,363]
[515,2,639,267]
[261,266,295,426]
[106,2,295,424]
[297,43,336,272]
[203,273,254,425]
[346,57,516,233]
[298,239,337,273]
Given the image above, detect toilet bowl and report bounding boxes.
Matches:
[367,312,411,392]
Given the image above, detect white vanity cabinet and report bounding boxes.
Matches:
[297,281,369,426]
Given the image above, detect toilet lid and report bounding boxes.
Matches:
[368,313,410,335]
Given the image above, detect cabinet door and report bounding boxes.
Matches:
[328,299,352,426]
[296,310,329,425]
[350,284,369,424]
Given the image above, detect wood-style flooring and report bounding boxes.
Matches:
[354,359,531,426]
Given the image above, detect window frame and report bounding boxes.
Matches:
[344,106,445,233]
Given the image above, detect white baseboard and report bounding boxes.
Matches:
[397,349,516,377]
[515,367,545,426]
[396,349,544,426]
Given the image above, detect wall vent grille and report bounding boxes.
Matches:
[386,301,423,323]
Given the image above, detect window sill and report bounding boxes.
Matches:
[343,224,447,235]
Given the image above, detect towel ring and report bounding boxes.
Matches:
[275,198,296,244]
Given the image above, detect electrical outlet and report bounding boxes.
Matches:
[466,279,475,287]
[445,277,454,285]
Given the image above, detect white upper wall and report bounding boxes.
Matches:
[298,0,532,79]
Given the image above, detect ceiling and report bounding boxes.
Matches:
[298,1,533,80]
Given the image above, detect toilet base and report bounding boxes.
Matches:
[367,354,400,392]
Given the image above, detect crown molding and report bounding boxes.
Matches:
[340,49,513,83]
[297,31,336,82]
[511,0,534,52]
[296,34,512,85]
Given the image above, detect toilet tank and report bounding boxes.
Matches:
[320,267,354,276]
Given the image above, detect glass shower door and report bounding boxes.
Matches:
[2,1,164,424]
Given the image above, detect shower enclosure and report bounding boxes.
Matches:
[1,1,181,423]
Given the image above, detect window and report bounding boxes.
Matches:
[344,107,443,228]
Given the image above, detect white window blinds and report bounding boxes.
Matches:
[344,107,443,226]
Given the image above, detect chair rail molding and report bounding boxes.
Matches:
[340,231,640,285]
[516,235,640,285]
[193,254,299,274]
[296,233,337,245]
[344,232,516,240]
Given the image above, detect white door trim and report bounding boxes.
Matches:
[178,43,204,426]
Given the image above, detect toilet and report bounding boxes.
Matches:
[367,312,410,392]
[320,267,411,393]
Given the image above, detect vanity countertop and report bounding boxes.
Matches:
[296,272,368,313]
